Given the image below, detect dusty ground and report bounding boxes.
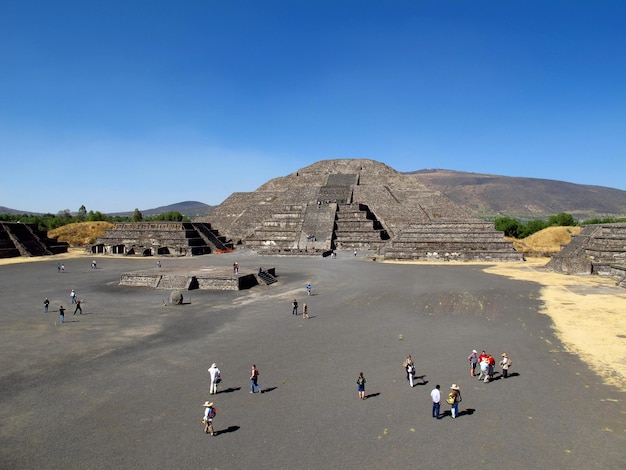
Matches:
[3,251,625,391]
[387,257,626,391]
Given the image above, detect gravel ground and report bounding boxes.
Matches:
[0,250,624,469]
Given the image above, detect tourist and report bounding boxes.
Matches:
[43,298,49,313]
[250,365,262,393]
[448,384,462,419]
[468,349,478,377]
[478,356,490,382]
[302,303,309,319]
[56,263,61,273]
[156,260,161,268]
[306,283,312,296]
[202,401,216,436]
[499,353,512,378]
[70,289,77,304]
[430,384,441,419]
[356,372,366,399]
[233,262,238,274]
[208,362,221,395]
[404,354,415,387]
[60,264,65,272]
[91,260,97,269]
[73,299,82,315]
[488,354,496,381]
[292,299,298,315]
[58,305,65,324]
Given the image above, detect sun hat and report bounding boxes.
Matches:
[472,350,477,353]
[501,353,508,357]
[450,384,460,390]
[203,401,213,407]
[211,363,217,368]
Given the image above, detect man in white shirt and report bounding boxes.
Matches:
[430,384,441,419]
[208,363,221,395]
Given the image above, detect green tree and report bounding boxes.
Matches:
[494,217,522,238]
[132,208,143,222]
[520,219,548,238]
[548,212,576,227]
[76,205,87,222]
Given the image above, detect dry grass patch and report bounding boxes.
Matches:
[48,221,114,247]
[508,226,581,254]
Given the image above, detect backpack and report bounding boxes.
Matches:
[207,407,216,418]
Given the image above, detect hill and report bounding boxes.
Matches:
[48,221,114,246]
[411,169,626,221]
[109,201,214,218]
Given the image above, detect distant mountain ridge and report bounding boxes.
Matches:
[409,169,626,221]
[2,170,626,221]
[0,201,215,218]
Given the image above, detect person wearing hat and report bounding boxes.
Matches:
[499,353,512,378]
[448,384,462,419]
[468,349,478,377]
[208,363,221,395]
[202,401,216,435]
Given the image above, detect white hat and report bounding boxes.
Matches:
[203,401,213,407]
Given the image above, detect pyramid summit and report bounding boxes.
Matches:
[202,158,522,261]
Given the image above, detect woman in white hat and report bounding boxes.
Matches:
[448,384,461,419]
[208,363,221,395]
[499,353,512,378]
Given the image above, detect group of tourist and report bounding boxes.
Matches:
[468,349,512,382]
[202,363,263,436]
[45,288,83,324]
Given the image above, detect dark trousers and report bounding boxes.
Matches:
[432,402,440,418]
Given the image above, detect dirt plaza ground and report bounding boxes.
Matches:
[0,250,624,469]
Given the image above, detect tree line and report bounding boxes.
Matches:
[0,205,190,232]
[494,213,626,238]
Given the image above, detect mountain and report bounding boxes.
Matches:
[0,201,214,218]
[110,201,215,218]
[410,169,626,221]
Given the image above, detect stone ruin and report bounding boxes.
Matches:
[92,221,233,257]
[201,159,522,262]
[547,222,626,287]
[0,222,68,258]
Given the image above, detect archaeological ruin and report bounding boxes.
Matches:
[547,222,626,287]
[0,222,68,258]
[92,222,233,256]
[201,159,523,261]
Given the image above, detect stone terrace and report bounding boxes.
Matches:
[0,222,68,258]
[548,223,626,285]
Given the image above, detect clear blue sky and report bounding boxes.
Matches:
[1,1,624,214]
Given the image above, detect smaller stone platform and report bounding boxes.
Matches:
[119,266,276,291]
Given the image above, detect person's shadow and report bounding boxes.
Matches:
[364,392,381,399]
[261,387,277,394]
[215,425,240,436]
[217,387,240,394]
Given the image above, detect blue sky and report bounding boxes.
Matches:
[1,1,624,214]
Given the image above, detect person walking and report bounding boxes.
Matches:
[302,303,309,319]
[250,365,262,393]
[73,299,82,315]
[292,299,298,315]
[356,372,366,400]
[499,353,512,378]
[233,262,239,274]
[56,263,61,273]
[488,354,496,381]
[468,349,478,377]
[70,289,77,304]
[202,401,216,436]
[208,363,221,395]
[448,384,462,419]
[58,305,65,324]
[306,283,312,296]
[44,298,49,313]
[430,384,441,419]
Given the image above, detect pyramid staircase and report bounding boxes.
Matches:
[333,203,389,251]
[0,222,68,258]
